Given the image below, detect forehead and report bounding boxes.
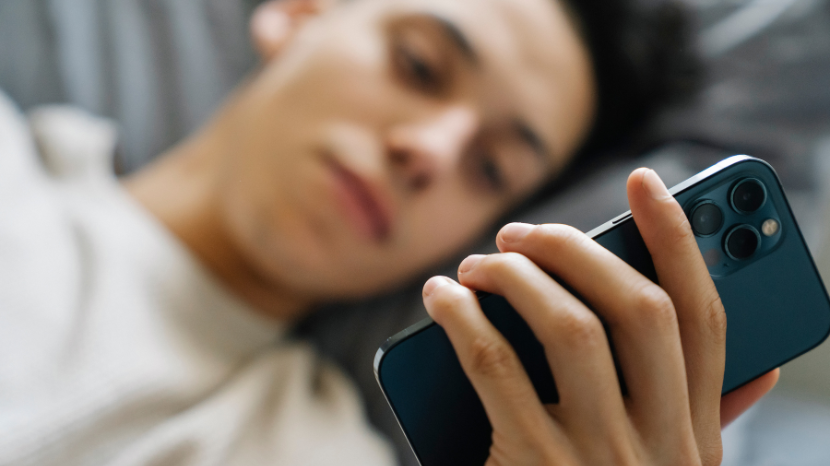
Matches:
[365,0,596,170]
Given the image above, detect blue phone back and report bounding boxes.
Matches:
[374,156,830,466]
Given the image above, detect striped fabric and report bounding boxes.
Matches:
[0,0,257,172]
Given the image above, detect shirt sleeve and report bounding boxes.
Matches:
[0,89,49,201]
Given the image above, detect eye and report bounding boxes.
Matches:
[477,151,505,192]
[392,34,444,94]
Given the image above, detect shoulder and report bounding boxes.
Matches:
[27,103,118,183]
[0,87,120,196]
[0,89,43,186]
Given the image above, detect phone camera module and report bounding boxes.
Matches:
[724,225,761,261]
[731,178,767,214]
[690,201,724,237]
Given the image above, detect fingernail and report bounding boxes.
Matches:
[423,276,452,297]
[499,222,534,243]
[458,254,485,275]
[643,169,671,200]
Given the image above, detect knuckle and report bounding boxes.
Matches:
[536,223,588,252]
[556,308,606,350]
[700,289,727,342]
[700,442,724,466]
[480,252,529,276]
[468,335,517,378]
[633,284,678,330]
[670,216,697,245]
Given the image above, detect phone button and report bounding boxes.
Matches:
[612,212,632,224]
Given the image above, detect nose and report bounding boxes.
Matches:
[387,106,479,191]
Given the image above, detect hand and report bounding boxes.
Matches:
[422,168,778,466]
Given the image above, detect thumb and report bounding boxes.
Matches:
[720,369,779,428]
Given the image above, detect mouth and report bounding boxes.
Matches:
[325,155,393,243]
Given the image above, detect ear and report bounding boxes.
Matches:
[250,0,333,61]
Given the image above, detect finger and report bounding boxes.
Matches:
[493,223,692,440]
[454,253,629,438]
[627,168,727,456]
[720,369,779,428]
[422,276,562,450]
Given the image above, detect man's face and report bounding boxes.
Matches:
[219,0,595,299]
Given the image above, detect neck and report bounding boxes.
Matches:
[123,109,313,323]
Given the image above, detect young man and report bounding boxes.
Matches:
[0,0,777,464]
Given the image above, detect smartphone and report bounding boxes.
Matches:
[374,155,830,466]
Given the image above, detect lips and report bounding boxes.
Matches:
[326,156,393,243]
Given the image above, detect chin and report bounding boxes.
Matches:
[242,234,397,302]
[288,255,412,300]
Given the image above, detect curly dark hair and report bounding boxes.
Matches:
[561,0,701,161]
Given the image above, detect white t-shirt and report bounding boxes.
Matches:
[0,90,396,466]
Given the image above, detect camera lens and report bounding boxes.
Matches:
[724,225,761,261]
[731,178,766,214]
[690,202,724,237]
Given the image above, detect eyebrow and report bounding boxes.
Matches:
[515,120,552,162]
[427,14,479,65]
[422,15,551,164]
